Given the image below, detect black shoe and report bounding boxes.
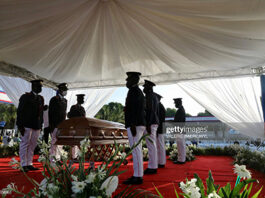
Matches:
[21,166,29,172]
[123,176,143,185]
[158,164,165,168]
[173,161,186,164]
[27,165,40,171]
[144,168,157,174]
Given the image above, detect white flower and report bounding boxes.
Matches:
[113,155,119,161]
[234,164,251,179]
[100,176,118,196]
[60,149,68,160]
[39,178,47,191]
[97,166,106,179]
[208,191,221,198]
[80,138,90,148]
[121,152,127,159]
[85,172,96,184]
[38,155,46,163]
[71,175,78,181]
[47,183,59,194]
[180,179,201,198]
[72,181,86,194]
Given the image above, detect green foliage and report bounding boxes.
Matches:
[165,108,176,117]
[0,143,19,157]
[95,102,125,124]
[187,144,265,174]
[197,110,213,117]
[0,104,17,129]
[185,113,192,117]
[153,169,262,198]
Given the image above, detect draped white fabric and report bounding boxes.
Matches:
[66,88,117,117]
[0,75,116,117]
[178,77,264,138]
[0,75,55,107]
[1,0,265,88]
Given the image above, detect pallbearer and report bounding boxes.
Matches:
[155,93,166,168]
[173,98,186,164]
[49,83,68,161]
[123,72,146,185]
[67,94,86,161]
[143,80,159,174]
[17,79,44,172]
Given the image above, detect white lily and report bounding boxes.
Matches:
[100,176,118,196]
[85,172,96,184]
[72,181,86,194]
[234,164,251,179]
[208,191,221,198]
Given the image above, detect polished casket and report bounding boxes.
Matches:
[55,117,128,161]
[56,117,128,146]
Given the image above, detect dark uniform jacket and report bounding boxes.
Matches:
[67,104,86,118]
[146,92,159,126]
[157,102,166,134]
[125,86,146,128]
[49,95,67,128]
[174,106,186,122]
[16,92,44,130]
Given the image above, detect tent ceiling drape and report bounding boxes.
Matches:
[1,0,265,88]
[0,75,117,117]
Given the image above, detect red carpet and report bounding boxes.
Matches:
[0,156,264,197]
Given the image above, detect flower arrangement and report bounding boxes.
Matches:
[0,137,20,158]
[154,164,263,198]
[169,144,195,162]
[1,136,145,198]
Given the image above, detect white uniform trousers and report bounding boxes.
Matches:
[157,133,166,165]
[72,146,79,159]
[176,134,186,162]
[127,126,145,177]
[144,124,158,169]
[19,128,40,167]
[49,128,63,161]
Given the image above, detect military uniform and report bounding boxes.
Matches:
[144,91,159,171]
[67,99,86,159]
[174,101,186,163]
[125,85,146,178]
[49,94,67,160]
[156,94,166,167]
[68,104,85,118]
[17,91,44,167]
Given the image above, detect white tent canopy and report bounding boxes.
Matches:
[0,75,116,117]
[1,0,265,88]
[1,1,265,138]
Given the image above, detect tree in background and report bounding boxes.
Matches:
[95,102,125,124]
[185,113,192,117]
[165,108,192,117]
[197,110,213,116]
[165,108,176,117]
[0,104,17,129]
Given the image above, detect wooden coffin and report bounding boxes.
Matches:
[55,117,128,146]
